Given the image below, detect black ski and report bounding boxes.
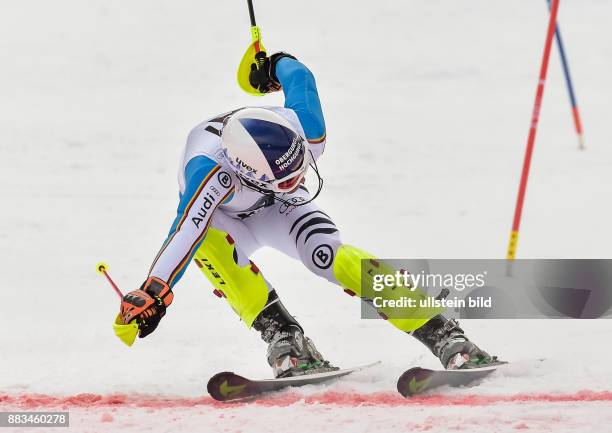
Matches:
[207,361,380,402]
[397,363,507,397]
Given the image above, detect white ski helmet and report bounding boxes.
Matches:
[221,107,311,193]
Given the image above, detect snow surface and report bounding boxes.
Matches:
[1,0,611,432]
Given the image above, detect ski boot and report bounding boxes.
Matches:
[412,314,500,369]
[252,291,338,378]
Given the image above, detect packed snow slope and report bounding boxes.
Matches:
[0,0,611,432]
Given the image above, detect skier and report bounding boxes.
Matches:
[116,52,498,378]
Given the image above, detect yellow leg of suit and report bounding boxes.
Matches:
[194,229,439,333]
[333,244,442,332]
[193,228,269,328]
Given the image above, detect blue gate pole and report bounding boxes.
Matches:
[547,0,585,149]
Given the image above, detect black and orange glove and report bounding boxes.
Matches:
[249,52,297,94]
[119,277,174,338]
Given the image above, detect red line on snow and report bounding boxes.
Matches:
[1,390,612,409]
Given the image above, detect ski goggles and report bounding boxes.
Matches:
[238,148,324,207]
[269,150,310,192]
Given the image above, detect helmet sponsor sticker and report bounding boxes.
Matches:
[275,136,303,173]
[234,157,258,175]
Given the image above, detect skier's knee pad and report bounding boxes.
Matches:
[333,245,442,332]
[194,227,269,327]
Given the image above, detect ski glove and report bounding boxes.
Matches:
[119,277,174,338]
[249,52,297,94]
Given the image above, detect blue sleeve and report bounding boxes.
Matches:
[169,155,220,235]
[149,155,234,288]
[275,57,326,142]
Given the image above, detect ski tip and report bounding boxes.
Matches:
[206,361,381,402]
[207,372,250,402]
[396,362,508,398]
[397,367,432,397]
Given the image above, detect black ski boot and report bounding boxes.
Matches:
[412,315,499,369]
[252,291,338,378]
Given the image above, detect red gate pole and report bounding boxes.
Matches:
[506,0,561,261]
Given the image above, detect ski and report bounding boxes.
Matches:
[207,361,380,402]
[397,362,507,397]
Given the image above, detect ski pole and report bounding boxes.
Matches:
[247,0,261,53]
[247,0,257,32]
[506,0,561,262]
[547,0,585,150]
[96,262,124,300]
[96,262,140,346]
